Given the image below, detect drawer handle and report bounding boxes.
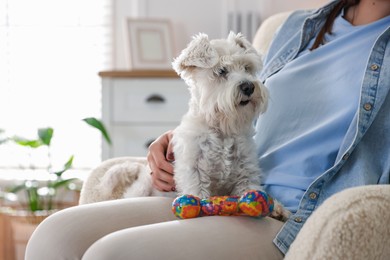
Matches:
[146,94,165,104]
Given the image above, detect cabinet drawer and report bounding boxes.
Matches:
[109,125,177,157]
[112,78,190,123]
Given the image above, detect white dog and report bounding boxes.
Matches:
[82,32,289,220]
[171,32,268,198]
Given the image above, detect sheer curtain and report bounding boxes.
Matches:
[0,0,113,179]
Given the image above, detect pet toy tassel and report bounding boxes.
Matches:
[172,190,274,219]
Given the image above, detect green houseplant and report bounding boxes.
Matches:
[8,127,76,212]
[1,117,111,213]
[0,118,111,260]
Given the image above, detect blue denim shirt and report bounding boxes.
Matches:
[259,1,390,254]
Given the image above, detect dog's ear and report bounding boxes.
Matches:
[172,33,219,75]
[228,31,256,53]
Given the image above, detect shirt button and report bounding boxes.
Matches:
[370,64,379,71]
[363,103,372,111]
[342,153,350,160]
[294,217,303,223]
[309,192,317,200]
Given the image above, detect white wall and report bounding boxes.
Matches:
[113,0,330,69]
[114,0,228,69]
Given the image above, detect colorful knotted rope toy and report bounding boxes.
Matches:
[172,190,274,219]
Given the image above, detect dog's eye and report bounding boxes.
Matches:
[218,67,228,77]
[244,65,251,72]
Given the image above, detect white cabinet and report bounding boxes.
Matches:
[99,70,190,159]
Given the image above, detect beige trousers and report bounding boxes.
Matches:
[25,197,284,260]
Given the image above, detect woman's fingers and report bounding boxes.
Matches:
[151,170,175,192]
[147,130,176,192]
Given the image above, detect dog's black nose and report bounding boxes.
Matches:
[239,82,255,96]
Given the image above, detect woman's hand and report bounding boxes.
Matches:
[147,130,176,192]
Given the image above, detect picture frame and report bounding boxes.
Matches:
[125,18,175,70]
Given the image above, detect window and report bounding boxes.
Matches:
[0,0,112,180]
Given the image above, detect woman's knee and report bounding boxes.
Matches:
[26,206,91,260]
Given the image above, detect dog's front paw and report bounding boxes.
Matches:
[270,202,291,222]
[199,190,211,199]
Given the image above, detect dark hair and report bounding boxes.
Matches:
[310,0,360,50]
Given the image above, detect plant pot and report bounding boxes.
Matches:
[0,207,55,260]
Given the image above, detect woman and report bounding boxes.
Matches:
[26,1,390,259]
